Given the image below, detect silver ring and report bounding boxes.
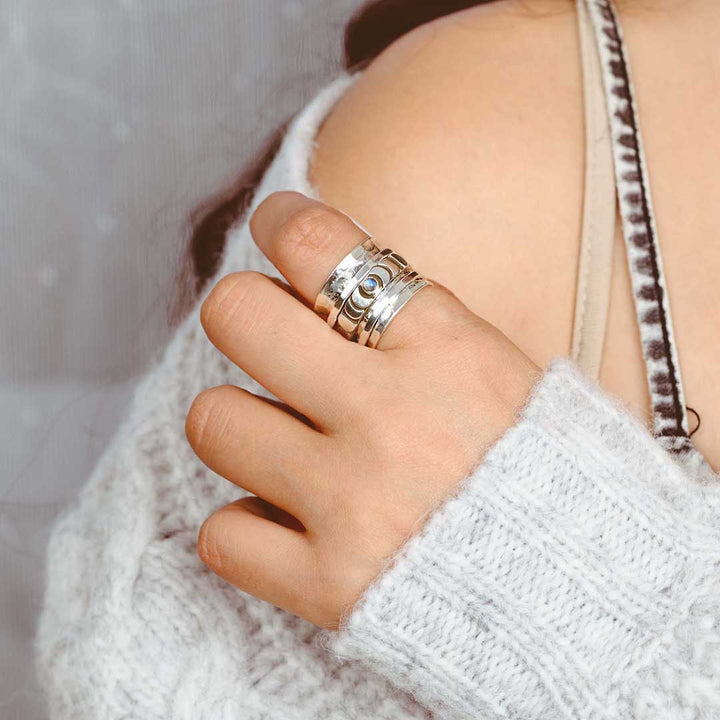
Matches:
[333,250,410,340]
[313,237,381,322]
[364,271,430,348]
[314,237,433,348]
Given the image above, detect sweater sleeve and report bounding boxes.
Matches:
[328,357,720,720]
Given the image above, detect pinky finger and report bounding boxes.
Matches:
[198,499,318,620]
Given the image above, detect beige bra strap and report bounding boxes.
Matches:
[570,0,617,380]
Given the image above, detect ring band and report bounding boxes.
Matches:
[314,237,381,323]
[333,250,410,340]
[314,237,433,348]
[364,271,430,348]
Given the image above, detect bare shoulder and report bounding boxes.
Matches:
[311,0,581,208]
[307,0,720,467]
[309,0,583,358]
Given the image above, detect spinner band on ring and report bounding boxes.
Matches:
[314,236,433,349]
[354,267,416,346]
[313,237,381,321]
[333,250,410,340]
[327,247,394,329]
[365,273,431,348]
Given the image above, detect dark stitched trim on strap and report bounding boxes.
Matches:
[584,0,693,454]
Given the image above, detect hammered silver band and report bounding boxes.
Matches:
[314,237,432,348]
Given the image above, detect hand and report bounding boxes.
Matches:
[186,191,540,629]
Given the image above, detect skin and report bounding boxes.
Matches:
[187,0,720,629]
[187,191,538,628]
[310,0,720,469]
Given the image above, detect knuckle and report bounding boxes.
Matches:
[200,271,268,335]
[275,203,344,262]
[458,323,511,376]
[185,386,234,454]
[379,283,481,349]
[422,287,482,339]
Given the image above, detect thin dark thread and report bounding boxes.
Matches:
[602,0,686,437]
[686,406,701,438]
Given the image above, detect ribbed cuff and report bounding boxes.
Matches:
[328,358,720,720]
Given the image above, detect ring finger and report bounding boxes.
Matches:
[200,270,367,430]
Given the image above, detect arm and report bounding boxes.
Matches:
[330,357,720,720]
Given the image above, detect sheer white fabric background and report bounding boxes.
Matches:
[0,1,361,717]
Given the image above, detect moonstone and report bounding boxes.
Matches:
[362,277,378,292]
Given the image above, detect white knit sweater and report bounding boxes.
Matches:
[36,72,720,720]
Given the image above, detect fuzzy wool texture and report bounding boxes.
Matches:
[330,357,720,719]
[36,70,720,719]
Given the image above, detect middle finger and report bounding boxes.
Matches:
[200,270,364,430]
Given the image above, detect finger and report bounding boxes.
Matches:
[248,191,478,350]
[200,270,368,429]
[375,276,482,350]
[186,384,331,524]
[198,499,317,619]
[250,190,369,304]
